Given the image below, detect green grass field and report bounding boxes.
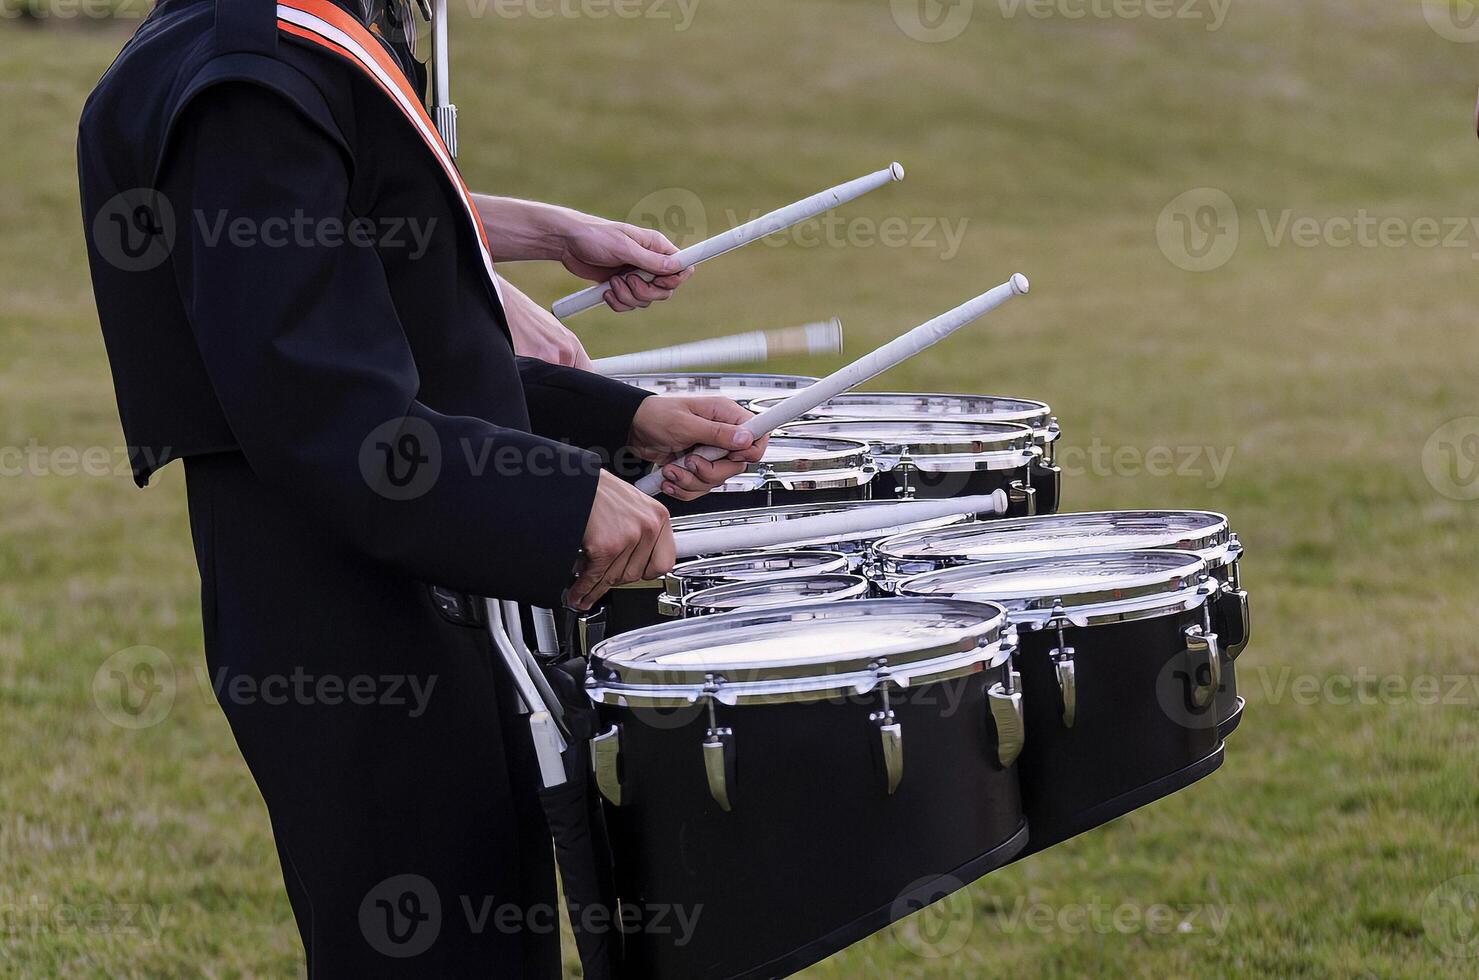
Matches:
[3,1,1478,976]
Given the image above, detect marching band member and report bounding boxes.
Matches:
[77,0,762,974]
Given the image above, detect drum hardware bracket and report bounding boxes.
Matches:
[987,632,1026,769]
[592,724,624,806]
[1047,602,1078,729]
[868,662,904,795]
[701,675,737,812]
[577,608,608,660]
[1182,624,1223,711]
[1008,480,1038,516]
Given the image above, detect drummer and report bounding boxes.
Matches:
[77,0,764,974]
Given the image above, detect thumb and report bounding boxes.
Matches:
[617,226,686,276]
[694,417,754,452]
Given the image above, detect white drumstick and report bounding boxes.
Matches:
[636,273,1030,496]
[592,319,842,375]
[552,163,905,319]
[674,492,1008,559]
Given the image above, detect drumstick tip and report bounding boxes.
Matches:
[1009,273,1030,295]
[889,162,906,181]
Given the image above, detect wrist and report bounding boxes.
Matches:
[474,195,579,262]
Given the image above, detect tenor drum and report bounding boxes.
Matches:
[677,573,872,617]
[666,499,979,571]
[580,501,979,657]
[612,372,816,408]
[587,600,1029,979]
[663,435,876,517]
[597,551,849,649]
[657,551,851,618]
[752,392,1063,513]
[775,419,1046,516]
[898,551,1226,857]
[875,510,1250,738]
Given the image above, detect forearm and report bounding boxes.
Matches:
[474,194,584,262]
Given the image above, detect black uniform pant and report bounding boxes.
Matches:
[184,453,560,978]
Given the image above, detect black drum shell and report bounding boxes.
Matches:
[601,666,1028,979]
[600,583,668,640]
[1012,605,1224,857]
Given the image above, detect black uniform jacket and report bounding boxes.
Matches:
[77,0,649,607]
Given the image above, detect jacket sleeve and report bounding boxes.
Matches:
[160,82,597,607]
[516,358,651,466]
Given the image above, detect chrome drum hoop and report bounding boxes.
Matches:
[679,574,873,618]
[896,550,1215,630]
[587,598,1010,708]
[663,550,852,599]
[667,500,981,570]
[873,510,1239,580]
[715,436,877,495]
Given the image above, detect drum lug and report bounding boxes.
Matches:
[1048,606,1077,728]
[1219,585,1251,660]
[987,632,1025,767]
[701,675,736,812]
[1007,480,1037,516]
[868,671,904,795]
[1183,624,1222,711]
[1052,650,1077,728]
[577,608,607,659]
[591,725,624,806]
[988,671,1025,769]
[871,716,904,795]
[702,730,737,812]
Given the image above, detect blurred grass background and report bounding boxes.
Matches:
[2,0,1478,976]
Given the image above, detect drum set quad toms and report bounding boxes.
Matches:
[572,374,1251,979]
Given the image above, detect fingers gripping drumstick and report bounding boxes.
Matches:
[552,164,905,319]
[633,274,1031,497]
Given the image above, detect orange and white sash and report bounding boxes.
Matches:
[274,0,505,305]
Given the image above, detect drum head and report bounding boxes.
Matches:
[898,550,1208,627]
[588,598,1009,705]
[681,574,871,617]
[751,391,1055,431]
[664,551,850,596]
[776,419,1033,458]
[669,500,978,557]
[877,510,1235,569]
